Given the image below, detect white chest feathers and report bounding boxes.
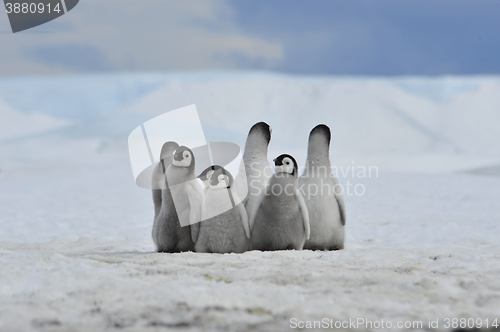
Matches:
[202,187,237,220]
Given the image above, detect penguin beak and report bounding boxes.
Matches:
[174,152,184,161]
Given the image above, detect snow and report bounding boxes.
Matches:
[1,71,500,331]
[0,97,69,142]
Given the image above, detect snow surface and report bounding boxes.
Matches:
[1,72,500,331]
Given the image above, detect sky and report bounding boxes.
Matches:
[0,0,499,76]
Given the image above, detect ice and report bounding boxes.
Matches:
[0,97,70,142]
[0,72,499,331]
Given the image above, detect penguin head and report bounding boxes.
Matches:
[309,124,331,147]
[171,146,195,168]
[209,167,233,189]
[273,154,298,176]
[248,122,272,144]
[159,141,179,161]
[198,165,222,181]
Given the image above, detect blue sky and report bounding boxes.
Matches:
[1,0,499,76]
[233,0,500,75]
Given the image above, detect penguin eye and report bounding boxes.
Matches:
[218,175,225,182]
[285,161,290,165]
[184,152,190,158]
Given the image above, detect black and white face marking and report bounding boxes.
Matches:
[273,154,298,176]
[209,168,233,189]
[172,147,193,167]
[200,170,215,188]
[198,165,221,180]
[212,174,230,189]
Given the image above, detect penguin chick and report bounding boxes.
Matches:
[195,167,250,253]
[250,154,310,251]
[167,146,204,241]
[299,124,346,250]
[152,142,197,252]
[233,122,273,218]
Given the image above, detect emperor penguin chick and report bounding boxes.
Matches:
[250,154,310,251]
[153,145,203,252]
[233,122,272,217]
[195,167,251,253]
[166,146,204,244]
[152,142,196,252]
[197,165,223,195]
[299,125,346,250]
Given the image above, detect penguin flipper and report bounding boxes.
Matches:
[233,157,248,203]
[249,183,270,230]
[152,189,162,220]
[190,223,200,244]
[249,185,271,230]
[332,176,346,225]
[185,182,203,242]
[236,202,251,239]
[296,189,311,240]
[151,163,166,219]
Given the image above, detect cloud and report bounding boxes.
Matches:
[0,0,282,75]
[230,0,500,75]
[3,0,498,76]
[26,43,109,71]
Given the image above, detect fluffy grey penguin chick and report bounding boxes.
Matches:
[299,124,346,250]
[250,154,310,251]
[152,143,198,252]
[195,167,251,253]
[233,122,272,217]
